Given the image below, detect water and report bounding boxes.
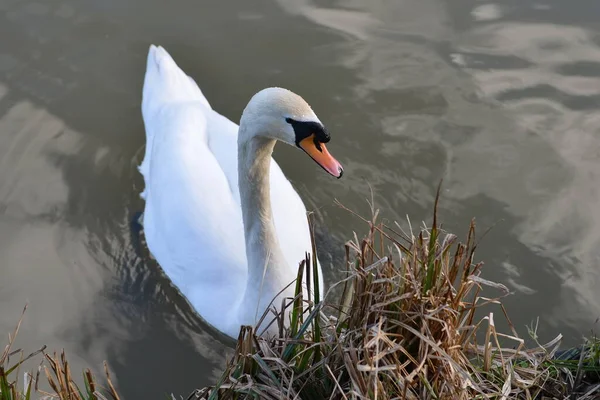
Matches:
[1,0,600,397]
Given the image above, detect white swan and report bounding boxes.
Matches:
[139,45,343,338]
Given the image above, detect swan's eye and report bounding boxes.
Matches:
[288,118,330,147]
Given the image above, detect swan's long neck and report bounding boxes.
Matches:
[237,127,294,328]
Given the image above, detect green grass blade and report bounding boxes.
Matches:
[0,368,12,400]
[423,181,442,293]
[24,374,33,400]
[290,260,305,338]
[281,305,322,362]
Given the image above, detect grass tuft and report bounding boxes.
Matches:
[193,185,600,400]
[0,305,121,400]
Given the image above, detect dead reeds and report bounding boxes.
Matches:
[193,185,600,400]
[0,305,120,400]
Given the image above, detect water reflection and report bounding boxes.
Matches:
[277,0,600,343]
[0,90,112,375]
[451,10,600,337]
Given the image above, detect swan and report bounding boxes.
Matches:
[138,45,343,338]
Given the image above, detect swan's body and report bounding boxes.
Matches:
[139,45,342,338]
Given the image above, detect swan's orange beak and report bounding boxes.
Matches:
[299,134,343,179]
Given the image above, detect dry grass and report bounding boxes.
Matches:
[0,305,121,400]
[192,184,600,400]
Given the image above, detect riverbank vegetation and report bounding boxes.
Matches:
[0,305,120,400]
[191,186,600,400]
[2,187,600,399]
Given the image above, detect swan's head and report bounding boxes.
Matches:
[240,87,343,178]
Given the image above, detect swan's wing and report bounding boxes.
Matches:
[203,110,243,205]
[142,103,248,325]
[139,45,211,198]
[140,45,247,327]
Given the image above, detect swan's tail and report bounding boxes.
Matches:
[142,44,210,119]
[139,45,211,199]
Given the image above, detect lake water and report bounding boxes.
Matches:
[1,0,600,397]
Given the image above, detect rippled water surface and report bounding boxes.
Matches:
[1,0,600,397]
